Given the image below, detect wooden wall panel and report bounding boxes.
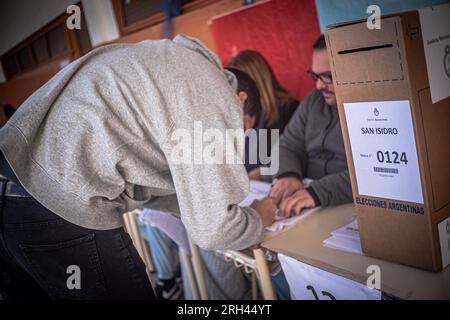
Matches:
[0,58,64,107]
[118,0,243,52]
[0,0,246,106]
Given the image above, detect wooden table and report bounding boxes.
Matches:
[260,203,450,300]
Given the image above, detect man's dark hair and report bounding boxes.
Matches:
[313,34,326,50]
[226,67,262,120]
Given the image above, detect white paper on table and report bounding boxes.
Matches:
[323,235,363,255]
[344,100,424,204]
[331,218,359,240]
[279,254,381,300]
[419,3,450,103]
[266,207,320,232]
[249,180,272,195]
[323,217,363,255]
[238,181,271,207]
[240,180,319,232]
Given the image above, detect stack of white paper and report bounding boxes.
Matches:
[249,180,272,195]
[266,207,320,232]
[240,180,320,232]
[323,218,363,255]
[238,181,271,207]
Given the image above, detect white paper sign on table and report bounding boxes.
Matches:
[438,215,450,269]
[279,254,381,300]
[344,100,423,204]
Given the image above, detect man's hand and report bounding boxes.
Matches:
[278,189,316,217]
[269,177,303,206]
[250,197,276,227]
[248,167,262,181]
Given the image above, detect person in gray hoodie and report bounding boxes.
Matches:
[0,35,276,299]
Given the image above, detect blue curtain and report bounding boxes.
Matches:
[315,0,450,31]
[162,0,182,39]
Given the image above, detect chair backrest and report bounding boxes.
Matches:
[137,208,209,300]
[139,208,191,255]
[122,210,156,275]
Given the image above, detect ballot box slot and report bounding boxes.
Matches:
[338,44,393,55]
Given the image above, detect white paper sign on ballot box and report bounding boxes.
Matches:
[343,100,423,204]
[279,254,381,300]
[419,3,450,104]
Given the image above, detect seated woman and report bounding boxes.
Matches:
[228,50,299,179]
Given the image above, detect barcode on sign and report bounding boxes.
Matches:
[373,167,398,174]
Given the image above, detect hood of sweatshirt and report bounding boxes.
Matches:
[173,34,237,91]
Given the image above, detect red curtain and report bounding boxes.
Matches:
[211,0,321,100]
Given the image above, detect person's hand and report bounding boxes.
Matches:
[248,167,262,181]
[269,177,303,206]
[278,189,316,217]
[250,197,277,227]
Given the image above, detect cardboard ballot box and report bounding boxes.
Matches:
[325,4,450,271]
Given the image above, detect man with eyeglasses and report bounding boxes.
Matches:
[270,34,353,217]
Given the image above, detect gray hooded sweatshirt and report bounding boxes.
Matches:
[0,35,263,250]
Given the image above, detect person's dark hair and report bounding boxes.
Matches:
[226,67,262,120]
[3,104,16,119]
[227,50,294,127]
[312,34,326,50]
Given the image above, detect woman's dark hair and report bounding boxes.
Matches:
[226,67,262,120]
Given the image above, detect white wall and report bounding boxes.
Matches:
[81,0,120,47]
[0,0,120,83]
[0,0,79,56]
[0,0,120,55]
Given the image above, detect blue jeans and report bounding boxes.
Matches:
[271,268,291,300]
[137,219,180,280]
[0,159,155,299]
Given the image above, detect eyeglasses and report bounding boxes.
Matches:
[307,69,333,84]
